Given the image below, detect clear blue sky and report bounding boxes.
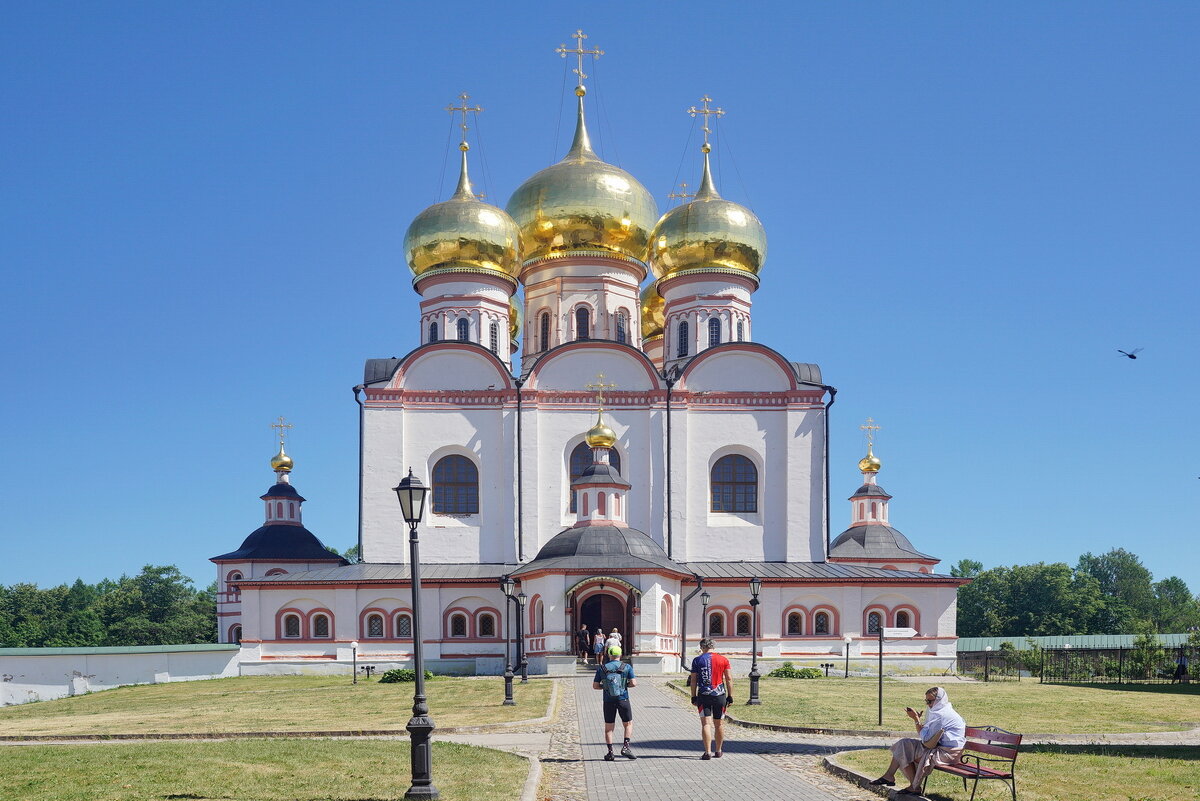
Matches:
[3,3,1197,596]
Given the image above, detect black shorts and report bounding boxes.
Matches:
[694,694,727,719]
[603,698,633,724]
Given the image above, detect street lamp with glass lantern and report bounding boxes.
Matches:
[843,634,853,678]
[700,590,711,639]
[516,591,529,682]
[498,575,516,706]
[747,577,762,705]
[351,640,359,684]
[392,469,438,800]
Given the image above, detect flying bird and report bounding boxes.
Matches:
[1117,348,1143,359]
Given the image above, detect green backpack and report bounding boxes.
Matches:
[602,663,628,699]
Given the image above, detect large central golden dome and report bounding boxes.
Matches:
[506,91,658,269]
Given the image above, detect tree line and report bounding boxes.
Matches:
[0,565,216,648]
[952,548,1200,638]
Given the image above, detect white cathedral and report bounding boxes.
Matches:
[212,40,966,676]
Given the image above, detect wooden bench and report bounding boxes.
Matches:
[924,725,1022,801]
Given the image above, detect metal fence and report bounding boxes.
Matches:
[1038,644,1197,685]
[956,651,1025,681]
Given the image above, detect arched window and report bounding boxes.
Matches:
[535,600,545,634]
[736,320,744,341]
[312,614,330,638]
[231,625,242,644]
[229,571,242,582]
[450,613,467,637]
[287,502,294,518]
[677,321,689,357]
[367,614,384,637]
[276,501,284,518]
[867,611,882,634]
[871,502,878,519]
[570,441,621,512]
[432,455,479,515]
[710,454,758,513]
[708,613,724,637]
[787,612,803,635]
[708,317,721,347]
[895,610,910,629]
[478,614,495,637]
[575,307,590,340]
[395,614,412,638]
[597,492,606,516]
[540,312,550,352]
[489,322,499,353]
[615,312,628,344]
[429,322,439,342]
[736,612,751,636]
[456,318,469,342]
[815,611,830,635]
[284,614,300,638]
[581,492,589,515]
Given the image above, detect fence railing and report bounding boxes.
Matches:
[956,652,1024,681]
[1037,644,1197,684]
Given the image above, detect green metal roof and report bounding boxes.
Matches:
[958,634,1192,651]
[0,643,240,657]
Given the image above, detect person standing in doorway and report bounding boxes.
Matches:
[688,637,733,759]
[593,629,605,665]
[605,628,621,657]
[577,623,592,664]
[593,645,637,760]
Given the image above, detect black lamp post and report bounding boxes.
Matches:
[516,591,529,683]
[393,469,438,800]
[747,577,762,705]
[843,634,852,678]
[499,575,516,706]
[700,590,711,642]
[351,640,359,685]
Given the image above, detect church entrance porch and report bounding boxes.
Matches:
[579,592,625,640]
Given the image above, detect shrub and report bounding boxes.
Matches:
[767,662,823,679]
[379,668,433,683]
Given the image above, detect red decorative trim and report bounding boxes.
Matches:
[443,606,473,639]
[275,608,306,640]
[890,605,921,633]
[522,341,663,390]
[529,594,543,635]
[306,608,335,639]
[264,568,288,576]
[677,342,801,391]
[782,605,809,636]
[384,343,516,391]
[809,605,840,636]
[474,606,501,638]
[863,605,888,635]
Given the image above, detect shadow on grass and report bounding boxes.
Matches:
[1039,682,1200,696]
[1024,744,1200,760]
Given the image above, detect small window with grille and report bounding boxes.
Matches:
[395,614,412,638]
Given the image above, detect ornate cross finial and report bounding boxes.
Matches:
[446,92,482,147]
[687,95,725,153]
[860,417,881,447]
[668,182,695,201]
[271,416,293,445]
[556,29,604,88]
[585,373,618,411]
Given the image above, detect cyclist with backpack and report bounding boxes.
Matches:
[592,645,637,760]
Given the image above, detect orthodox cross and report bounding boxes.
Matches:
[271,416,293,446]
[668,182,695,201]
[687,95,725,152]
[446,92,482,146]
[556,29,604,87]
[585,374,618,412]
[860,417,881,448]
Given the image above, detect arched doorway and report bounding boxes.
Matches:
[580,593,625,640]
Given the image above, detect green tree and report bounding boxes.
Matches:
[956,562,1107,637]
[333,544,361,564]
[950,559,983,578]
[1151,577,1200,633]
[1076,548,1156,631]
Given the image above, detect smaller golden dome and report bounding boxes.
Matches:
[858,445,881,473]
[585,411,617,449]
[509,296,523,340]
[271,443,294,473]
[640,282,665,339]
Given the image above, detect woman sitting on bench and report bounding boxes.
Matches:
[871,686,966,795]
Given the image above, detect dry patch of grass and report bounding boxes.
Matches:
[0,676,553,736]
[834,745,1200,801]
[714,677,1200,733]
[0,739,526,801]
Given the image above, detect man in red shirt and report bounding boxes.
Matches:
[687,637,734,759]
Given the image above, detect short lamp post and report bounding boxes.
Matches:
[499,575,516,706]
[393,469,438,800]
[984,646,992,683]
[747,577,762,705]
[517,591,529,683]
[843,634,853,678]
[351,640,359,684]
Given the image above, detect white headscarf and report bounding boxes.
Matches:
[921,686,966,749]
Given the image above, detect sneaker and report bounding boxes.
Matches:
[713,751,722,758]
[870,778,896,787]
[621,745,637,760]
[604,751,615,762]
[701,752,711,760]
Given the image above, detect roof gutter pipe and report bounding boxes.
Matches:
[822,385,837,557]
[515,376,525,562]
[353,384,366,562]
[679,574,704,671]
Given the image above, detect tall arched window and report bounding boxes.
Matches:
[456,318,469,342]
[395,614,412,638]
[677,321,689,357]
[428,321,439,342]
[489,322,499,353]
[540,312,550,352]
[736,612,751,636]
[432,455,479,515]
[895,610,910,629]
[736,320,744,341]
[367,614,384,637]
[284,615,300,637]
[708,317,721,347]
[867,611,882,634]
[815,611,831,635]
[231,625,242,644]
[312,614,330,638]
[708,613,724,637]
[787,612,803,635]
[570,442,621,512]
[615,312,628,344]
[710,454,758,513]
[575,307,590,340]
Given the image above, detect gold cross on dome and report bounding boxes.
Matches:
[585,374,618,410]
[556,29,604,87]
[668,182,695,201]
[687,95,725,151]
[446,92,482,145]
[860,417,881,447]
[271,416,294,445]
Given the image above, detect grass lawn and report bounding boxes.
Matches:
[707,677,1200,733]
[834,745,1200,801]
[0,675,553,737]
[0,738,526,801]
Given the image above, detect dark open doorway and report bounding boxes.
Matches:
[580,593,624,640]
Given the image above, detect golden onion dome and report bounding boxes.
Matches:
[585,410,618,449]
[648,150,766,281]
[405,144,521,285]
[858,445,881,474]
[506,89,658,269]
[509,295,522,340]
[271,443,294,473]
[640,282,665,339]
